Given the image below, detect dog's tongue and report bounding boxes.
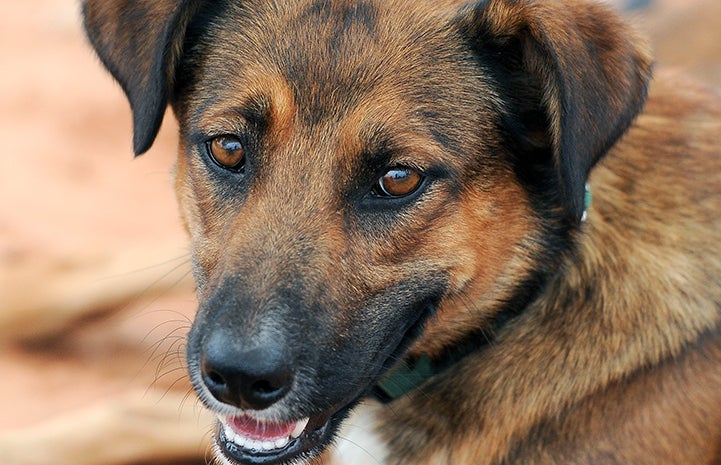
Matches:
[227,415,297,441]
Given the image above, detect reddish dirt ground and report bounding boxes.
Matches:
[0,0,719,464]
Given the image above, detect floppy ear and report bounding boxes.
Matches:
[457,0,653,223]
[83,0,203,155]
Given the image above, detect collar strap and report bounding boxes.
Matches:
[372,325,500,403]
[373,354,434,402]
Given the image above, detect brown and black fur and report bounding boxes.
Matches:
[83,0,721,464]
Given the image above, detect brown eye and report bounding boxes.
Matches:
[373,167,424,198]
[207,135,245,171]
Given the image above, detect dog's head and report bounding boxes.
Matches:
[84,0,651,463]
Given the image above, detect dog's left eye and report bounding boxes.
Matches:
[206,135,245,172]
[372,167,424,198]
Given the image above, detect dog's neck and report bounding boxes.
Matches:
[373,184,593,402]
[372,314,518,403]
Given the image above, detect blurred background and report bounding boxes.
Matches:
[0,0,719,464]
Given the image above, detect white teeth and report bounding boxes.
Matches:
[247,439,262,451]
[261,440,278,450]
[291,417,309,439]
[237,435,250,449]
[274,437,290,449]
[223,423,235,441]
[220,416,308,452]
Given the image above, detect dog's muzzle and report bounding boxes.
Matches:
[188,273,446,465]
[197,329,348,463]
[189,319,357,465]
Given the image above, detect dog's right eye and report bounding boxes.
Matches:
[206,135,245,172]
[372,167,424,198]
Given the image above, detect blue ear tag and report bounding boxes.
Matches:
[581,183,592,222]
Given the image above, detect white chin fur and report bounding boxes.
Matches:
[328,400,388,465]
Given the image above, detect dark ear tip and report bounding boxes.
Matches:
[132,119,161,155]
[131,99,166,156]
[133,131,154,156]
[133,135,153,157]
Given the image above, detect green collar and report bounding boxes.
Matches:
[373,355,434,402]
[373,322,513,403]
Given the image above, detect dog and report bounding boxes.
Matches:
[82,0,721,464]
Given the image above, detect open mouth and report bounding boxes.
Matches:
[207,295,443,465]
[215,408,348,465]
[212,301,439,464]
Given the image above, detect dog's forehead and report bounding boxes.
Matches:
[176,0,505,188]
[184,0,476,125]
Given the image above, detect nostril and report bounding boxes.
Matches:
[252,379,277,395]
[201,360,235,406]
[247,370,293,402]
[206,369,227,387]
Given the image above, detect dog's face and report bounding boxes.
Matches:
[84,0,651,463]
[175,4,536,461]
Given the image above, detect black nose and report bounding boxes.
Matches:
[201,331,294,410]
